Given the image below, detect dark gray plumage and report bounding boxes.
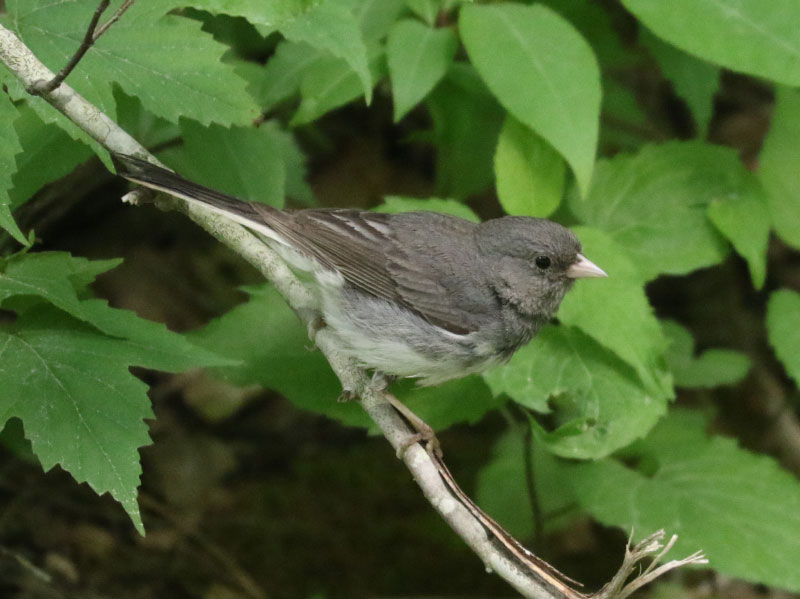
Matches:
[114,154,606,385]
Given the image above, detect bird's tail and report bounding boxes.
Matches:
[112,153,281,233]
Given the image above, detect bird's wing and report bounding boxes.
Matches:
[270,210,484,335]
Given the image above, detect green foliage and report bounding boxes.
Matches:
[570,410,800,590]
[172,121,287,207]
[291,42,385,125]
[766,290,800,388]
[706,175,771,289]
[758,86,800,250]
[3,1,258,127]
[641,30,719,137]
[1,0,799,592]
[475,430,577,539]
[376,195,479,221]
[569,142,745,281]
[479,410,800,589]
[558,227,671,397]
[10,103,94,211]
[622,0,800,86]
[425,64,504,199]
[494,116,565,218]
[190,0,373,101]
[387,19,457,122]
[0,253,232,532]
[484,326,668,459]
[0,94,27,244]
[460,3,600,196]
[662,321,751,388]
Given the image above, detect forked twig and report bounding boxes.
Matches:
[92,0,136,40]
[28,0,136,95]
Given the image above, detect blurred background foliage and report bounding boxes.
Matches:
[1,0,800,597]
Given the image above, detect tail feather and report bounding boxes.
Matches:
[112,153,280,235]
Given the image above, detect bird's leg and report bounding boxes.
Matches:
[383,393,443,459]
[304,314,326,350]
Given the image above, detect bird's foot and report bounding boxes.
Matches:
[383,394,443,459]
[304,315,326,350]
[337,388,358,403]
[397,429,443,460]
[370,371,397,391]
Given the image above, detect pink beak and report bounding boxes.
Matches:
[567,253,607,278]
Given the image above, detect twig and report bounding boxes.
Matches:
[594,530,708,599]
[26,0,135,96]
[28,1,109,95]
[93,0,136,41]
[0,21,707,599]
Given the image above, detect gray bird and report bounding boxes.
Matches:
[114,154,606,387]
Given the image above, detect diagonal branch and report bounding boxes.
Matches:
[0,22,705,599]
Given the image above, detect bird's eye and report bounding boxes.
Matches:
[535,256,551,270]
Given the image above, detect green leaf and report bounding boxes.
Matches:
[662,320,751,388]
[0,252,231,534]
[0,253,97,321]
[239,41,323,111]
[171,121,286,208]
[387,20,457,122]
[405,0,439,25]
[621,0,800,86]
[766,289,800,388]
[538,0,631,68]
[0,308,153,535]
[260,121,314,205]
[600,77,649,152]
[376,196,479,222]
[356,0,406,42]
[641,30,719,138]
[568,141,733,281]
[9,103,93,209]
[113,88,181,152]
[484,326,668,459]
[425,64,505,199]
[758,85,800,250]
[0,252,232,371]
[558,227,672,396]
[460,3,601,195]
[570,409,800,591]
[281,1,373,103]
[6,0,258,127]
[292,43,385,125]
[476,429,578,539]
[0,94,27,245]
[0,68,105,158]
[382,375,501,433]
[494,115,565,218]
[188,284,368,428]
[707,174,771,289]
[191,0,372,102]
